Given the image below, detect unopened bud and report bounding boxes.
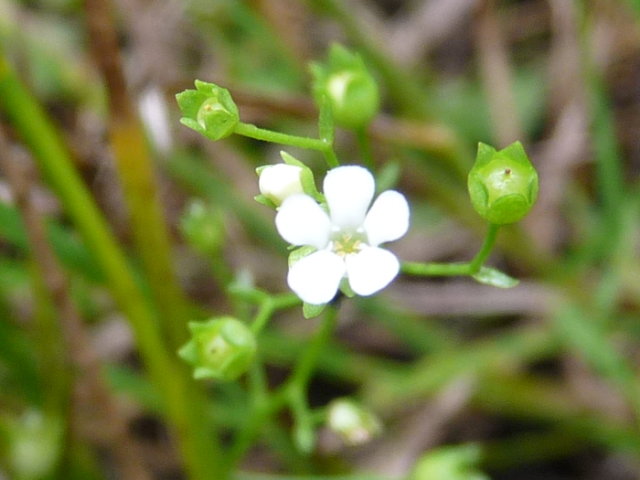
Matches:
[311,44,379,129]
[468,141,538,224]
[178,317,256,381]
[327,398,381,446]
[258,164,304,206]
[176,80,239,141]
[255,151,322,208]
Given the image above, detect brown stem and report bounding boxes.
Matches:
[0,126,153,480]
[84,0,190,348]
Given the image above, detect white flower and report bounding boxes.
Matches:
[258,164,304,205]
[275,165,409,305]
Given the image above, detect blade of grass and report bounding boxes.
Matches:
[84,0,190,349]
[0,52,223,480]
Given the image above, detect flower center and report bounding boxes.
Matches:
[330,230,367,257]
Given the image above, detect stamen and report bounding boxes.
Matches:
[332,232,365,257]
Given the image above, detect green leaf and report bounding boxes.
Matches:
[471,267,519,288]
[303,302,326,319]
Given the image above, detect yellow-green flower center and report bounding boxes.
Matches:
[330,231,366,257]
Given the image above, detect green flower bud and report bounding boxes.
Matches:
[311,44,379,129]
[175,80,239,141]
[410,444,489,480]
[327,398,382,445]
[178,317,256,381]
[179,200,225,255]
[468,141,538,224]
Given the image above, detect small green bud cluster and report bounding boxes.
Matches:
[176,80,239,141]
[311,44,380,130]
[468,141,538,224]
[326,398,381,445]
[178,317,256,381]
[179,200,224,255]
[410,444,489,480]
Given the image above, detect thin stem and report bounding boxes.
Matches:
[235,122,339,168]
[288,306,339,389]
[226,306,339,466]
[402,224,500,277]
[468,223,501,273]
[285,306,339,451]
[224,387,288,471]
[251,300,274,334]
[401,261,471,277]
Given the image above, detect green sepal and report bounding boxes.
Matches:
[280,151,324,202]
[303,302,327,319]
[288,245,317,268]
[471,266,519,288]
[177,336,199,364]
[254,194,277,209]
[338,278,356,298]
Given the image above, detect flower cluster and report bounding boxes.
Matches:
[261,164,409,305]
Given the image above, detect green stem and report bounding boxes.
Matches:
[249,294,300,335]
[468,223,500,273]
[235,122,338,168]
[402,224,501,277]
[285,306,339,451]
[401,261,471,277]
[251,300,274,334]
[227,306,339,465]
[288,306,339,389]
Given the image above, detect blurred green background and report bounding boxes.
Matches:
[1,0,640,479]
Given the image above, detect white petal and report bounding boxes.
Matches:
[363,190,410,246]
[288,250,346,305]
[345,247,399,296]
[324,166,375,229]
[276,194,331,249]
